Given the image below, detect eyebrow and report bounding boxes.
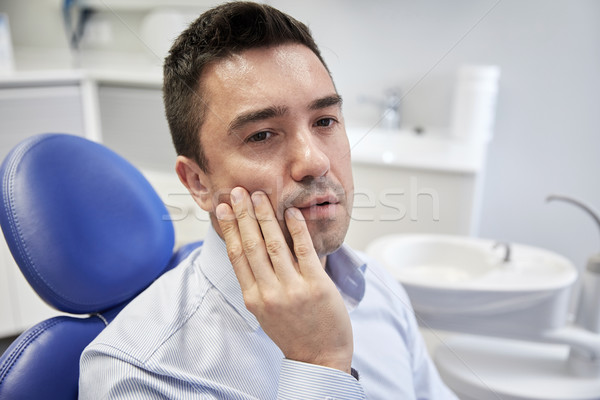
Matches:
[228,105,288,134]
[308,94,343,111]
[228,94,343,134]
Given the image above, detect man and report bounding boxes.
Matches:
[79,2,457,399]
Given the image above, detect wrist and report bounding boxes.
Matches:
[279,359,366,399]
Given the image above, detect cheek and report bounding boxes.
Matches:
[331,148,354,187]
[234,160,291,215]
[215,159,284,198]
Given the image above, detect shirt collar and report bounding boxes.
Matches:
[197,225,367,330]
[326,244,367,311]
[198,225,261,331]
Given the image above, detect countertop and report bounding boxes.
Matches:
[0,48,163,88]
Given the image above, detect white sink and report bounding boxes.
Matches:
[366,234,578,337]
[347,127,486,174]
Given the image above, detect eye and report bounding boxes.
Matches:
[315,118,335,128]
[246,131,272,143]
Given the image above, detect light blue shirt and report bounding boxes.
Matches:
[79,226,456,399]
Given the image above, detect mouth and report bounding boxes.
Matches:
[295,195,339,209]
[294,195,340,219]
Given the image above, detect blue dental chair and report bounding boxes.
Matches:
[0,134,202,399]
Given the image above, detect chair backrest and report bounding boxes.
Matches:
[0,134,200,399]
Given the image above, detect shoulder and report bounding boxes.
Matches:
[83,248,210,364]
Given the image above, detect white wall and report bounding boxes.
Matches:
[2,0,599,272]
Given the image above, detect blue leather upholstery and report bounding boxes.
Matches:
[0,134,203,399]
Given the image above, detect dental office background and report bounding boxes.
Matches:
[0,0,599,344]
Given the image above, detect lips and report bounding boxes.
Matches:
[291,194,341,221]
[294,194,339,209]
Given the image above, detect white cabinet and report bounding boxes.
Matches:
[0,83,86,160]
[98,84,175,172]
[0,239,58,337]
[0,79,90,336]
[0,238,18,337]
[347,162,478,251]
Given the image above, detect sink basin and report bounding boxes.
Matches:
[366,234,578,337]
[346,127,486,174]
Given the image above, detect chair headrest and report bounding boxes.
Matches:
[0,134,175,314]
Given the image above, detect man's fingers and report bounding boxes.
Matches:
[284,207,323,277]
[251,191,298,281]
[215,202,255,291]
[229,187,278,287]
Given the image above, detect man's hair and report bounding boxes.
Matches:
[163,1,330,172]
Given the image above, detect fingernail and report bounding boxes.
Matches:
[285,207,303,220]
[251,191,263,206]
[215,203,228,220]
[231,187,243,205]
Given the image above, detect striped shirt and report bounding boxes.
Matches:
[79,226,456,399]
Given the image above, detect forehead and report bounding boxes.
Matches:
[216,44,324,81]
[201,44,336,116]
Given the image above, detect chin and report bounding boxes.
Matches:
[309,220,349,258]
[313,237,344,258]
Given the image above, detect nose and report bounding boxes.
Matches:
[289,131,330,182]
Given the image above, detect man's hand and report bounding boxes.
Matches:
[215,187,353,374]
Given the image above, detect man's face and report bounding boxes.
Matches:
[190,44,354,258]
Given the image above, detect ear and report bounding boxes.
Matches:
[175,156,214,213]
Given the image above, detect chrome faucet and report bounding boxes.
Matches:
[360,88,402,130]
[381,89,402,130]
[547,194,600,334]
[493,242,511,263]
[547,195,600,234]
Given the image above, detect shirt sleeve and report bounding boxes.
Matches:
[79,344,199,400]
[81,344,367,400]
[277,359,366,400]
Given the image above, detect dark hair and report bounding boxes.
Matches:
[163,1,330,172]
